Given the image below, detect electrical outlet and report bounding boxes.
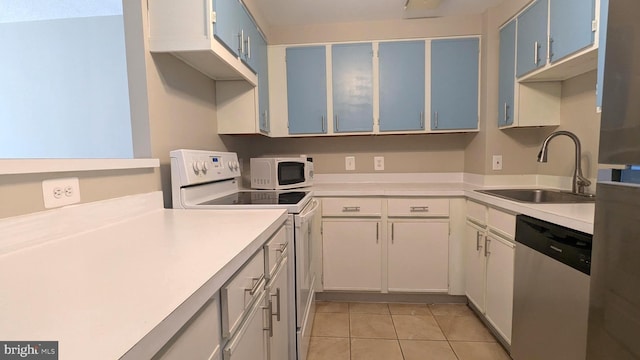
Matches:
[42,178,81,208]
[492,155,503,171]
[374,156,384,171]
[345,156,356,171]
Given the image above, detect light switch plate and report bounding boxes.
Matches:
[345,156,356,171]
[492,155,503,171]
[374,156,384,171]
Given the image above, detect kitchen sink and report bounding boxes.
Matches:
[476,189,596,204]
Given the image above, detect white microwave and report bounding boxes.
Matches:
[250,157,314,190]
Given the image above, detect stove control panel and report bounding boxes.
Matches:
[170,149,240,186]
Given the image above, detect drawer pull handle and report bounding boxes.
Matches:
[245,275,264,296]
[410,206,430,212]
[342,206,361,212]
[271,288,281,322]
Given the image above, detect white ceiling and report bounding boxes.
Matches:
[254,0,505,27]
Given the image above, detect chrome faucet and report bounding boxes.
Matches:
[537,130,592,194]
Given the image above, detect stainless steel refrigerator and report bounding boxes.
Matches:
[587,0,640,358]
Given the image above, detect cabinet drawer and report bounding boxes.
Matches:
[466,200,487,225]
[488,207,516,239]
[322,198,382,217]
[221,249,265,338]
[265,225,288,279]
[387,198,449,217]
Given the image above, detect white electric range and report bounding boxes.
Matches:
[170,149,318,360]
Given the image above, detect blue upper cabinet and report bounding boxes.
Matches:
[498,20,516,127]
[549,0,596,63]
[596,0,609,109]
[332,43,374,133]
[286,46,328,134]
[516,0,548,77]
[213,0,258,72]
[213,0,244,57]
[255,31,269,133]
[379,41,426,132]
[431,38,480,130]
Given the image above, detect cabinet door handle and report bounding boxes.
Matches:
[504,102,509,123]
[335,115,339,132]
[342,206,360,212]
[485,237,491,257]
[548,36,554,61]
[376,222,379,244]
[434,111,439,129]
[321,115,325,133]
[534,40,539,65]
[410,206,429,212]
[238,30,245,57]
[476,231,483,251]
[244,275,264,296]
[263,300,274,337]
[246,35,251,59]
[270,288,281,322]
[391,223,395,243]
[420,111,424,129]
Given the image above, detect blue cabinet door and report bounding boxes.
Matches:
[240,8,259,72]
[499,20,516,127]
[516,0,548,77]
[596,0,608,109]
[214,0,244,57]
[286,46,327,134]
[549,0,596,63]
[379,41,425,132]
[256,31,269,133]
[332,43,374,133]
[431,38,480,130]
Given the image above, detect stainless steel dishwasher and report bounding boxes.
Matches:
[512,215,592,360]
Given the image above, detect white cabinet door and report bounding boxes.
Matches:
[388,221,449,292]
[465,221,486,312]
[268,257,291,360]
[485,233,515,344]
[322,220,381,291]
[223,291,268,360]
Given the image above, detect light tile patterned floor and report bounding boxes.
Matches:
[308,302,512,360]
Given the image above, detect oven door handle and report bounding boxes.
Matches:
[298,199,319,224]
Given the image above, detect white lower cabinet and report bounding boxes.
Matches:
[223,290,268,360]
[322,220,382,291]
[464,200,515,345]
[320,197,451,293]
[153,295,222,360]
[267,257,290,360]
[388,221,449,292]
[484,232,515,343]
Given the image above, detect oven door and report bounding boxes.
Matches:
[294,199,319,328]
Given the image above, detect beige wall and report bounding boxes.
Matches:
[225,133,473,176]
[537,71,601,180]
[0,168,160,219]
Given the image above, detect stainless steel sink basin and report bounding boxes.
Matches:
[476,189,595,204]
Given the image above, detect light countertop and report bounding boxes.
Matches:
[312,181,594,234]
[0,192,287,360]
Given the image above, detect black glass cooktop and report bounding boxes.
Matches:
[198,191,309,206]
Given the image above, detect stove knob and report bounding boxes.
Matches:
[233,161,239,171]
[192,161,200,175]
[200,161,209,173]
[228,161,233,170]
